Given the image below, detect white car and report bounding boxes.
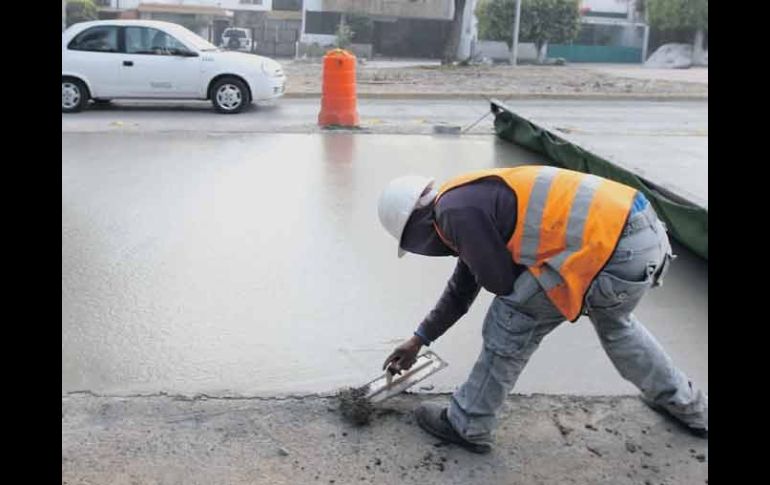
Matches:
[62,20,286,114]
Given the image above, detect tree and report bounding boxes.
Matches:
[520,0,580,63]
[335,20,354,49]
[643,0,707,65]
[347,14,373,44]
[442,0,468,65]
[477,0,518,47]
[335,13,373,50]
[644,0,707,32]
[66,0,98,27]
[477,0,581,64]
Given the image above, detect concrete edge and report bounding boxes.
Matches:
[283,92,708,101]
[62,390,646,401]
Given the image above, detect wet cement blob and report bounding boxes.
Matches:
[337,386,374,426]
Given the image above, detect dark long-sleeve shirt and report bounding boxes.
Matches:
[399,177,527,344]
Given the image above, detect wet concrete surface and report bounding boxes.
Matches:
[62,98,708,207]
[62,132,707,397]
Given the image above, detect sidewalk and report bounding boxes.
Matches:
[583,64,708,84]
[281,60,708,99]
[62,393,708,485]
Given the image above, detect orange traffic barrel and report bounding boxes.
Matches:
[318,49,359,127]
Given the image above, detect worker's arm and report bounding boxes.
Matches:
[413,260,482,344]
[414,194,524,345]
[383,260,479,373]
[384,181,523,371]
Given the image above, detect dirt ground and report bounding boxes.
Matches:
[62,393,708,485]
[281,60,709,98]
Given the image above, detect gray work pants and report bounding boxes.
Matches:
[447,205,707,444]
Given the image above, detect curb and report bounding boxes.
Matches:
[283,92,708,101]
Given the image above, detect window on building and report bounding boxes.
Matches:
[239,0,264,5]
[273,0,302,11]
[125,27,191,55]
[305,11,341,35]
[574,22,643,48]
[68,26,119,52]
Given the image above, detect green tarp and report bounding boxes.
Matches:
[490,100,708,260]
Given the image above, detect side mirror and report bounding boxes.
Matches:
[175,49,198,57]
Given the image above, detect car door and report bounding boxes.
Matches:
[119,26,202,98]
[64,25,121,98]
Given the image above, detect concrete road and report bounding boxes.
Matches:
[508,100,708,208]
[62,393,709,485]
[62,98,707,207]
[62,97,708,485]
[62,131,707,398]
[61,98,499,134]
[61,98,707,136]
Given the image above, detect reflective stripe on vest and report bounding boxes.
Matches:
[434,167,636,321]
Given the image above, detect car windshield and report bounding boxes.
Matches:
[225,30,246,38]
[165,24,219,51]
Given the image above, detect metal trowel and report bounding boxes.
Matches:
[363,350,448,404]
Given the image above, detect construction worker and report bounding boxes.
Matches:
[378,166,707,454]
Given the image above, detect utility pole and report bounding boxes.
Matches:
[510,0,522,66]
[642,1,650,63]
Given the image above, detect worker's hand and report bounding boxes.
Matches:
[382,335,423,375]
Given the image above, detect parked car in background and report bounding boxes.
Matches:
[62,20,285,114]
[221,27,253,52]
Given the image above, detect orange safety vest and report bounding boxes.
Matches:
[433,167,637,321]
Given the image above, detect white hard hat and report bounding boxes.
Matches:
[378,175,435,257]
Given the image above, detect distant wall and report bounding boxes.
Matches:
[473,40,537,62]
[320,0,454,20]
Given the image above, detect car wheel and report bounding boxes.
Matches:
[211,77,250,114]
[62,78,89,113]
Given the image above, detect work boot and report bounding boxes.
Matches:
[415,403,492,454]
[641,393,708,439]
